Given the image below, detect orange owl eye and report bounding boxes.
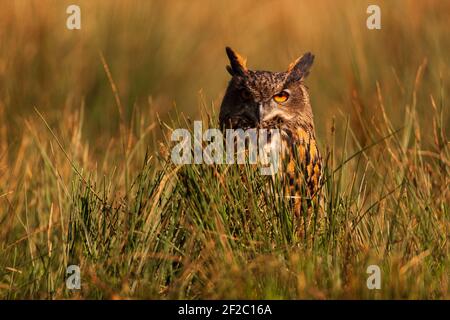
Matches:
[273,91,289,103]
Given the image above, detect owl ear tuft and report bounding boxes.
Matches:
[286,52,315,82]
[225,47,248,77]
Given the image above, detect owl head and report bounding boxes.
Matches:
[219,47,315,130]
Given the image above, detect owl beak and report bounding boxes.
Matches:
[257,103,264,124]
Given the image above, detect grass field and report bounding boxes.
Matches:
[0,0,449,299]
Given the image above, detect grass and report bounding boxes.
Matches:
[0,0,449,299]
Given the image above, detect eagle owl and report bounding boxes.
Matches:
[219,47,322,217]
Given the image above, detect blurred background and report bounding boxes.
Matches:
[0,0,448,152]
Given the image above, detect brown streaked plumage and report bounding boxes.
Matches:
[219,47,322,219]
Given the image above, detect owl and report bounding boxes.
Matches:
[219,47,322,218]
